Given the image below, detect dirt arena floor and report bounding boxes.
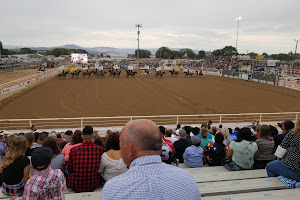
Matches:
[0,72,300,119]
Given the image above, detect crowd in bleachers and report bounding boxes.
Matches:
[0,118,299,199]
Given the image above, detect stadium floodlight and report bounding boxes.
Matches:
[135,24,142,59]
[234,17,242,56]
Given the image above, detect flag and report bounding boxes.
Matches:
[255,55,262,59]
[70,66,77,72]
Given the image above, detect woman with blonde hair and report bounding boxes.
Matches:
[200,127,212,148]
[0,135,30,196]
[267,120,300,181]
[254,125,274,169]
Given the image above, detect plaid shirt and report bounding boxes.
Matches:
[67,141,104,192]
[17,167,66,200]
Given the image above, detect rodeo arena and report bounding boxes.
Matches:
[1,52,300,200]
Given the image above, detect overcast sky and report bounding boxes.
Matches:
[1,0,300,54]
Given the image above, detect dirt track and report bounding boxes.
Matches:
[0,72,300,119]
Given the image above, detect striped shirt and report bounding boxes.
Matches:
[100,155,201,200]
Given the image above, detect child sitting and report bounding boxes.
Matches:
[204,133,227,166]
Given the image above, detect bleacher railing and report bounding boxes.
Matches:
[0,112,299,132]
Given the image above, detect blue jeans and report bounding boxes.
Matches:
[266,159,300,182]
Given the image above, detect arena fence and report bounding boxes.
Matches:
[0,112,299,132]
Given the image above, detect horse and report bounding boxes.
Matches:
[155,71,165,78]
[141,70,152,78]
[96,71,107,78]
[108,69,116,77]
[195,70,205,77]
[184,71,193,77]
[169,70,179,77]
[126,70,137,78]
[57,71,69,79]
[82,71,92,78]
[70,70,82,79]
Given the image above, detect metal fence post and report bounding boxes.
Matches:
[81,119,83,130]
[296,113,299,121]
[176,116,179,125]
[219,115,222,124]
[29,120,32,126]
[259,114,262,123]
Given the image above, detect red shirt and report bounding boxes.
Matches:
[67,141,104,192]
[163,138,175,152]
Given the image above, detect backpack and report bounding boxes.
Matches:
[204,143,227,166]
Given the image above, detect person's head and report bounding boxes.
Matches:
[0,134,5,143]
[191,136,201,147]
[38,132,48,144]
[234,127,240,133]
[291,120,300,136]
[82,126,94,141]
[179,129,187,139]
[258,124,272,139]
[30,124,35,131]
[105,132,120,151]
[31,147,53,170]
[64,130,73,139]
[215,133,224,145]
[158,126,166,136]
[57,133,62,139]
[183,126,192,136]
[71,130,83,145]
[236,127,253,142]
[59,141,68,151]
[211,126,217,135]
[43,137,60,156]
[228,128,233,135]
[219,125,223,129]
[24,132,34,147]
[176,124,181,130]
[192,127,200,136]
[208,120,212,126]
[201,123,208,128]
[200,127,208,138]
[120,119,162,166]
[269,125,278,137]
[49,132,57,139]
[282,120,295,133]
[1,135,28,170]
[166,129,172,137]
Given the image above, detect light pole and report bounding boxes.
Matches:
[135,24,142,59]
[235,17,242,56]
[292,39,299,68]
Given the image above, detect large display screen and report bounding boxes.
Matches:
[71,53,88,63]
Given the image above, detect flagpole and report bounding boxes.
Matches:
[235,17,242,56]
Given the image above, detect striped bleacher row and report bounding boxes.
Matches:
[1,164,299,199]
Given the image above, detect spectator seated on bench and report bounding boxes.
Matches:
[183,136,204,168]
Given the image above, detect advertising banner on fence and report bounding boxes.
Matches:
[71,53,88,63]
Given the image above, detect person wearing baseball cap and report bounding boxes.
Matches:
[64,130,73,142]
[12,147,66,200]
[183,136,204,168]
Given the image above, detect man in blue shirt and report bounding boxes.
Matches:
[100,119,201,200]
[183,136,204,168]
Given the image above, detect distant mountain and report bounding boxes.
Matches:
[3,44,198,55]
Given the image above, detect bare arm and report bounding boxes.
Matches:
[23,164,30,183]
[226,147,233,158]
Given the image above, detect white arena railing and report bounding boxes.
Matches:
[0,112,299,133]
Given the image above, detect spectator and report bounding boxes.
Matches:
[175,124,181,136]
[0,134,7,159]
[211,126,217,136]
[35,132,48,147]
[64,130,73,142]
[183,126,193,140]
[217,124,223,133]
[165,129,178,143]
[24,132,37,157]
[59,141,68,151]
[207,120,213,129]
[226,128,258,171]
[94,132,104,147]
[13,147,66,200]
[98,132,127,182]
[0,135,30,196]
[174,129,192,163]
[29,125,37,132]
[232,127,239,137]
[199,127,212,149]
[68,126,104,192]
[273,120,295,153]
[159,126,175,153]
[43,137,65,170]
[56,133,64,143]
[254,125,274,169]
[183,136,204,168]
[228,128,237,141]
[49,131,57,139]
[100,119,201,199]
[205,133,226,166]
[266,120,300,181]
[62,130,83,163]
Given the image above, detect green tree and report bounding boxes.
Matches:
[179,48,198,59]
[198,50,206,59]
[156,47,172,59]
[135,49,151,58]
[19,47,32,54]
[212,46,237,57]
[0,41,3,55]
[248,52,258,58]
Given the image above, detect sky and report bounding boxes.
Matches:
[1,0,300,54]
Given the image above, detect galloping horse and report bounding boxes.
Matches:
[57,71,69,79]
[169,70,179,77]
[70,70,82,79]
[155,71,165,78]
[184,71,193,77]
[195,70,205,77]
[126,70,137,78]
[82,71,92,78]
[141,70,152,78]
